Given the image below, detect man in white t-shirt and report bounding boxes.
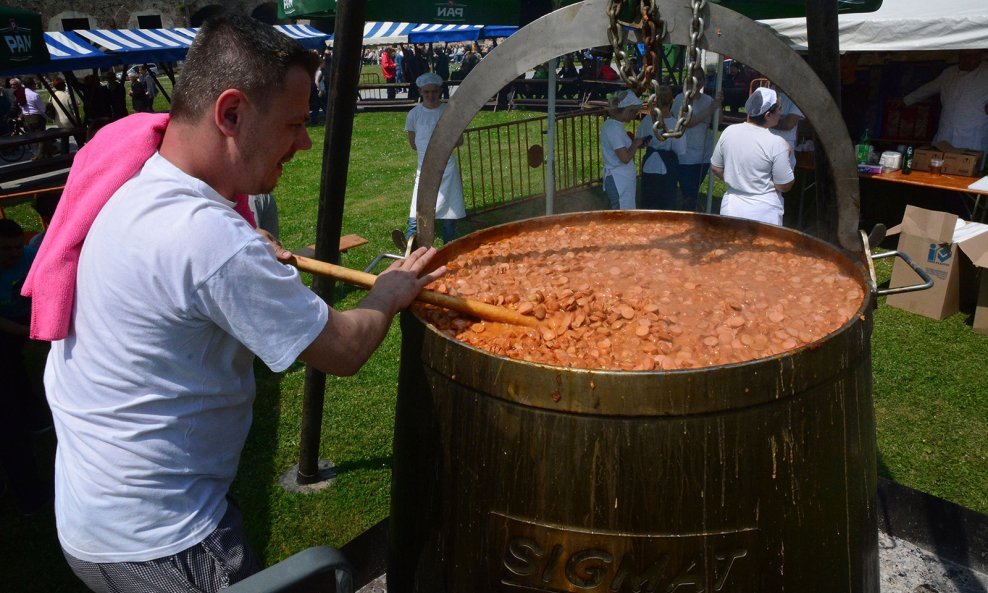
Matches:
[710,87,795,226]
[44,16,444,593]
[671,69,723,211]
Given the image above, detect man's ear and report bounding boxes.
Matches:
[214,89,247,138]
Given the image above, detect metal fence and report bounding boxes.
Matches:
[456,107,611,213]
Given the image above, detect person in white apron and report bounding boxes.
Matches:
[601,90,649,210]
[709,87,795,226]
[405,72,466,243]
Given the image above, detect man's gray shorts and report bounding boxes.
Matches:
[63,499,260,593]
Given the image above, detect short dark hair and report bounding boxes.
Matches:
[170,14,319,122]
[750,103,778,126]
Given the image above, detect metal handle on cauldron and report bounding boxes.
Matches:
[869,250,934,296]
[290,254,539,328]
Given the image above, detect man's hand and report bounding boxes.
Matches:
[299,247,447,376]
[367,247,446,315]
[256,228,293,262]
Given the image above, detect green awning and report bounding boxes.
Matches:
[0,6,50,71]
[279,0,556,25]
[279,0,882,24]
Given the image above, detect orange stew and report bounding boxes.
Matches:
[417,220,865,371]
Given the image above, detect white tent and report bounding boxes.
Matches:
[758,0,988,52]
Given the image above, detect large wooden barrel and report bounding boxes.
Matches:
[388,212,879,593]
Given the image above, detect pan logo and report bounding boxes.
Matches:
[282,0,296,15]
[1,19,34,63]
[435,1,467,22]
[927,243,952,265]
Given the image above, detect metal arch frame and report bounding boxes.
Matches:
[414,0,862,251]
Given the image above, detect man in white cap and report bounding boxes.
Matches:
[601,89,650,210]
[709,86,794,226]
[405,71,465,243]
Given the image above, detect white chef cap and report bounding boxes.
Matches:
[745,87,778,118]
[616,90,642,109]
[416,72,443,89]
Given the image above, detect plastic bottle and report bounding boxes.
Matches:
[856,129,871,164]
[902,145,913,175]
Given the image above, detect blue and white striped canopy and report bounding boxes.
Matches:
[75,28,198,63]
[407,24,484,43]
[361,22,418,45]
[274,24,331,49]
[364,22,518,44]
[0,31,116,76]
[75,25,329,63]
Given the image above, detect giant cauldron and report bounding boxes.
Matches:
[388,211,879,593]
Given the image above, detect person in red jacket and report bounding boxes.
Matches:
[381,47,397,100]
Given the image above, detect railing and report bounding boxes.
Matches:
[455,107,611,213]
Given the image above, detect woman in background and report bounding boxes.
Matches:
[600,89,648,210]
[709,87,794,225]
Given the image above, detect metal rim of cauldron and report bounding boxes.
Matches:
[412,210,874,417]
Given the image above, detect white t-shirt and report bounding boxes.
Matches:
[770,92,803,168]
[637,114,687,174]
[904,62,988,157]
[600,117,633,177]
[711,122,794,203]
[405,103,466,220]
[671,92,716,165]
[46,153,328,563]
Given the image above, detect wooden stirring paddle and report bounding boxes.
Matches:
[290,255,538,328]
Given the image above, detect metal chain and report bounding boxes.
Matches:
[606,0,661,98]
[663,0,708,141]
[606,0,707,142]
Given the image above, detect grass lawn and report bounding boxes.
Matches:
[1,108,986,593]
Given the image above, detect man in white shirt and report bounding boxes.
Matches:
[903,49,988,164]
[670,70,723,211]
[45,15,444,593]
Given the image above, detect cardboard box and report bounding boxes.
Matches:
[886,206,988,323]
[910,147,942,172]
[942,149,984,177]
[976,271,988,335]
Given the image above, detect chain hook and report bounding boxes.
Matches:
[607,0,708,142]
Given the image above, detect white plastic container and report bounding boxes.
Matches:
[879,151,903,172]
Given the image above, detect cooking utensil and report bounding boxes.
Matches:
[290,255,539,328]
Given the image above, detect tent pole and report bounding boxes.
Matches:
[295,0,368,487]
[805,0,842,242]
[546,57,557,215]
[704,52,724,214]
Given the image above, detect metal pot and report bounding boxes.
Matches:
[387,211,930,593]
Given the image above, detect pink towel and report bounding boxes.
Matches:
[22,113,256,341]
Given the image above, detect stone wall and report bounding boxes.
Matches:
[18,1,281,31]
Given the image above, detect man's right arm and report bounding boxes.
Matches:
[903,71,946,106]
[299,247,445,376]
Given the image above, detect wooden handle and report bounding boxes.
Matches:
[291,255,538,328]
